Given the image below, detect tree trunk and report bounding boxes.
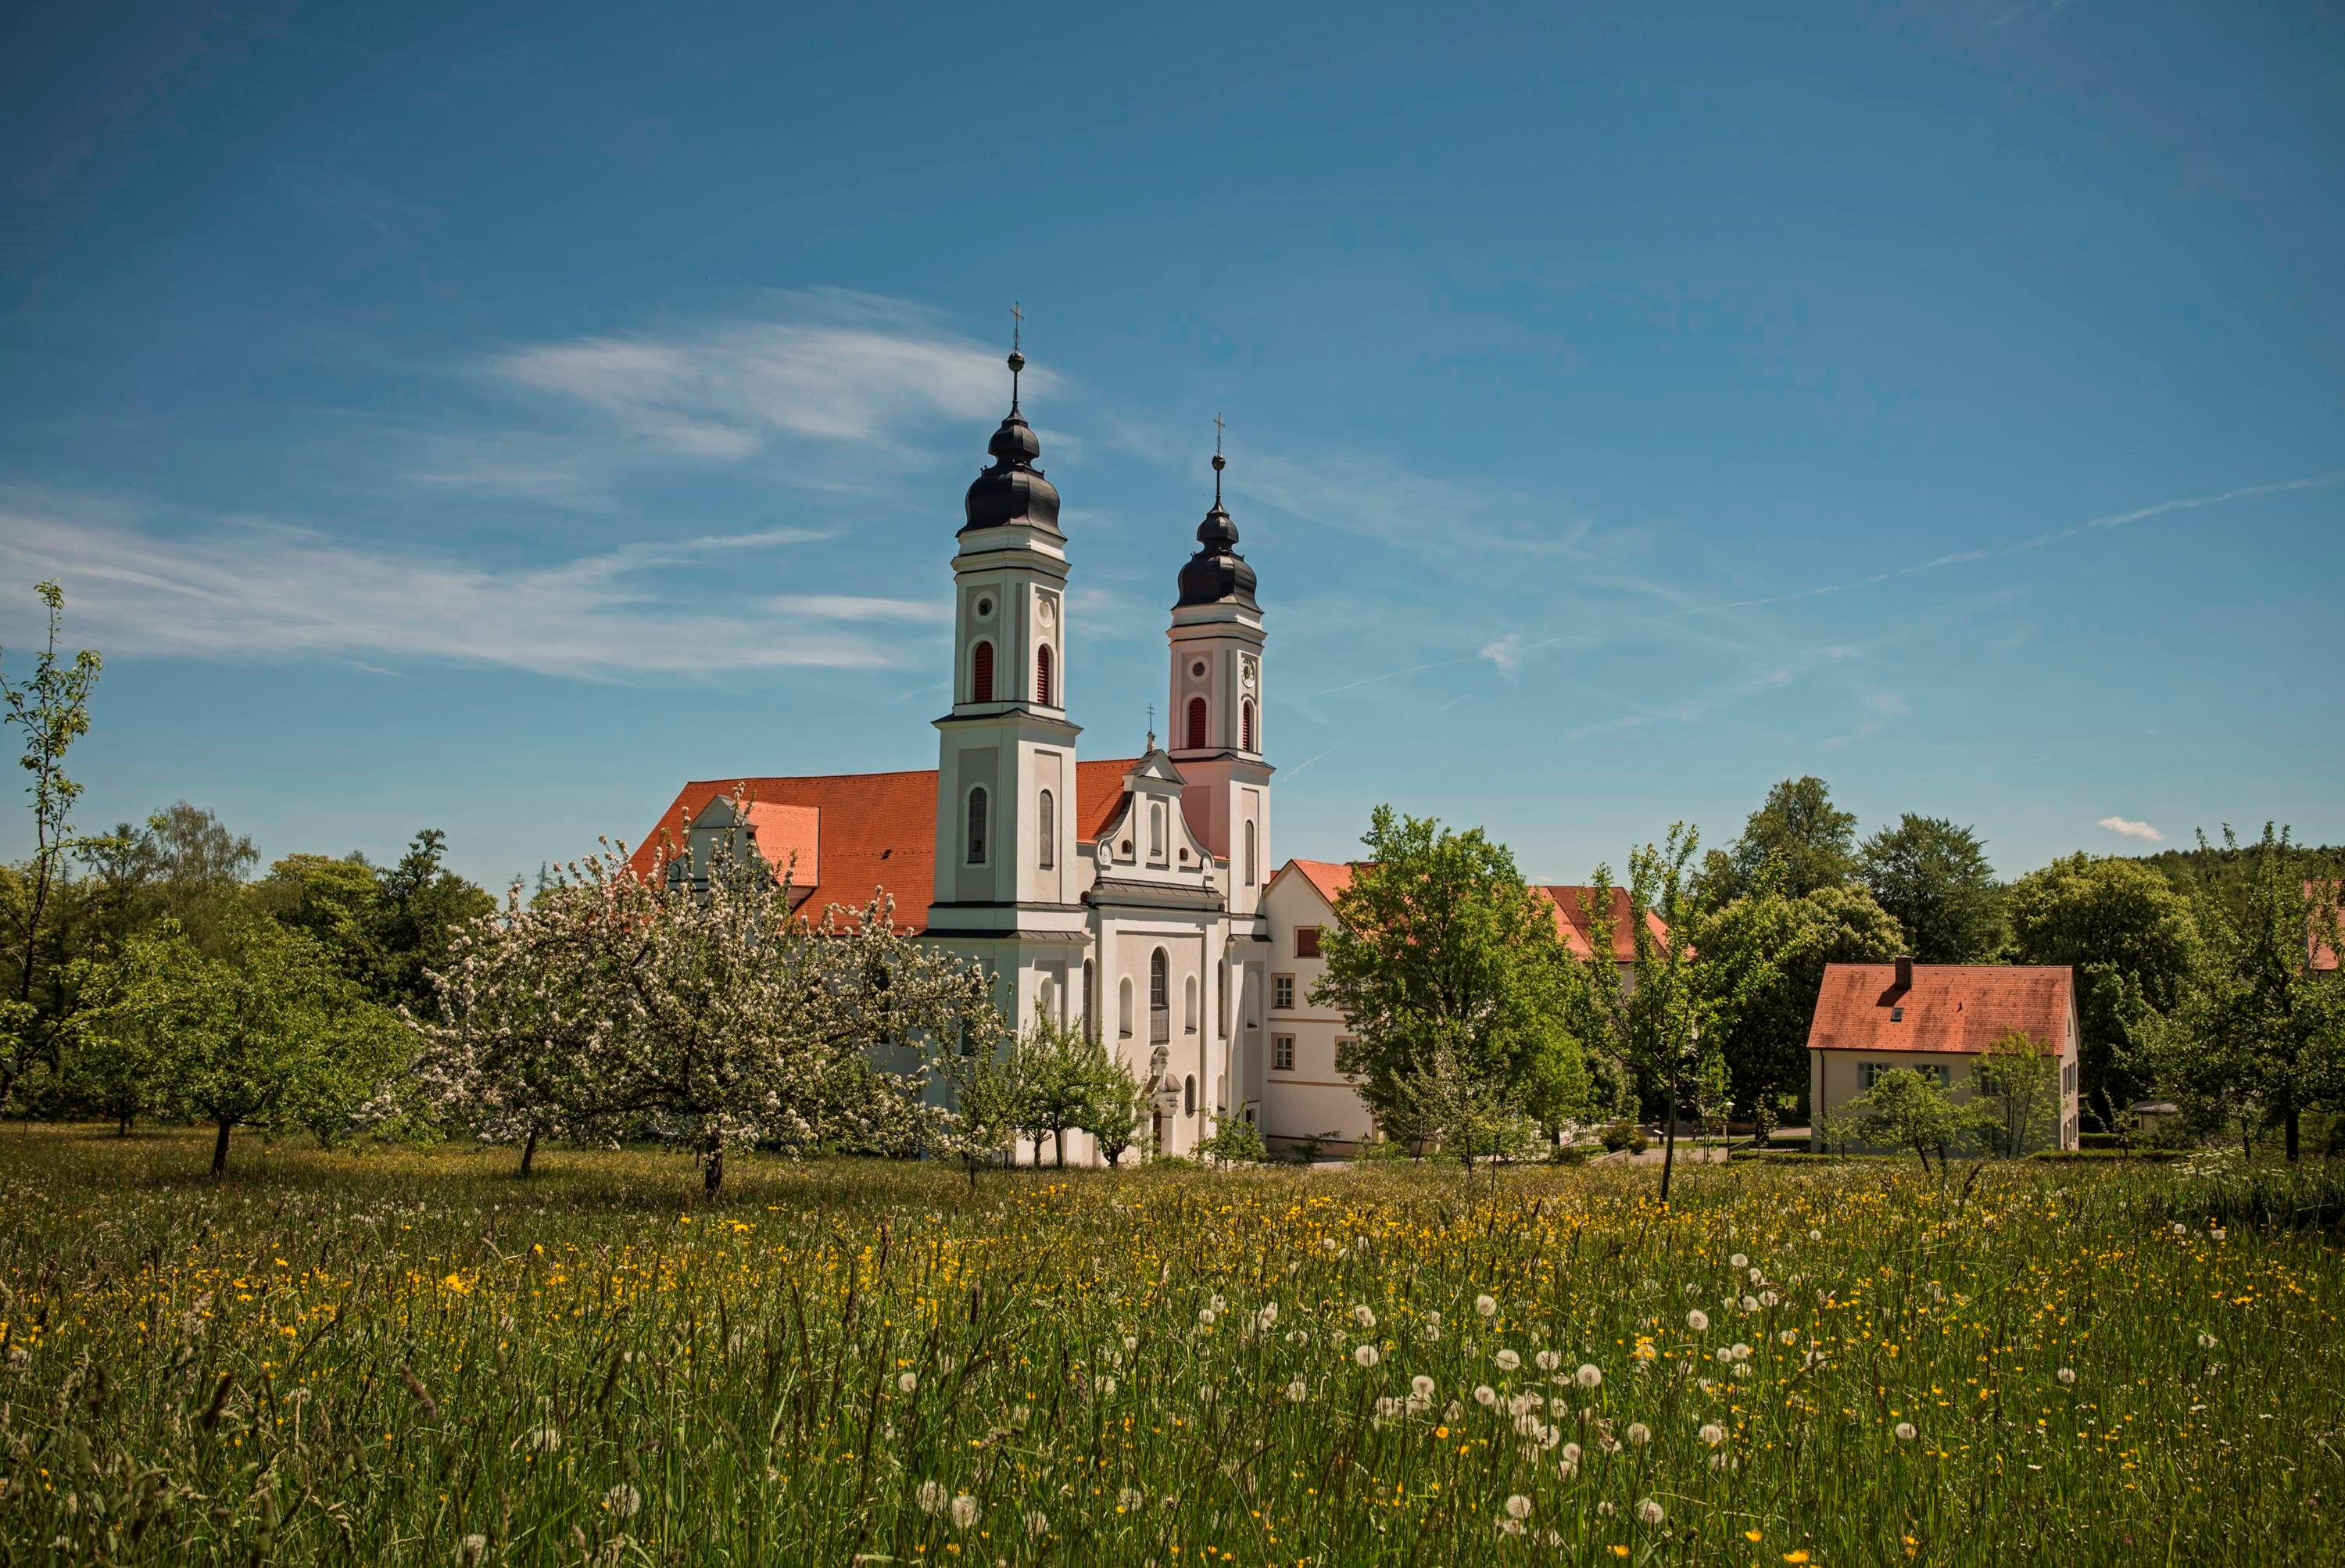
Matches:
[703,1144,725,1197]
[519,1128,539,1177]
[1658,1114,1677,1206]
[117,1113,131,1137]
[211,1119,232,1177]
[1054,1127,1066,1169]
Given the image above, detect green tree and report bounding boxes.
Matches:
[1971,1029,2062,1155]
[255,851,383,980]
[1079,1046,1150,1167]
[1695,881,1906,1122]
[138,802,258,954]
[0,581,102,1108]
[1312,807,1586,1141]
[1860,814,2003,963]
[936,1045,1027,1186]
[1704,776,1857,906]
[1847,1066,1974,1171]
[1007,1004,1112,1169]
[88,914,405,1175]
[2005,853,2200,1128]
[1566,824,1717,1204]
[2155,825,2343,1161]
[366,829,496,1011]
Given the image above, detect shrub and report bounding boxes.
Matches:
[1599,1121,1648,1155]
[1196,1117,1268,1166]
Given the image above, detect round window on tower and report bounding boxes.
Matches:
[975,596,994,620]
[1189,660,1206,680]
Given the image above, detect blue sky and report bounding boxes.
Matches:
[2,0,2340,893]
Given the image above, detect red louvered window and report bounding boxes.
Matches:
[1036,644,1054,706]
[971,640,994,703]
[1186,696,1208,750]
[1241,699,1255,751]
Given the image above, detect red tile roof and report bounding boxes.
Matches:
[1806,964,2074,1056]
[1272,864,1671,964]
[1283,859,1359,908]
[1541,885,1670,965]
[629,760,1140,932]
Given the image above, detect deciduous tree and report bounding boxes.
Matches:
[1860,814,2003,963]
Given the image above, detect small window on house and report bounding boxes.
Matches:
[970,639,994,703]
[1273,974,1294,1011]
[1334,1038,1358,1077]
[1295,925,1321,959]
[965,786,989,865]
[1273,1034,1295,1072]
[1241,698,1255,751]
[1036,643,1054,707]
[1186,696,1208,750]
[1038,789,1055,869]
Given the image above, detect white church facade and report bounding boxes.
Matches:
[632,342,1290,1161]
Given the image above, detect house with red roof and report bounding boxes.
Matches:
[1806,958,2082,1151]
[1255,860,1671,1152]
[632,346,1278,1162]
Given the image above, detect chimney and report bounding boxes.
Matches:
[1894,954,1914,991]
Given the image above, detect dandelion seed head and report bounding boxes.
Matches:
[950,1495,979,1528]
[1575,1363,1603,1390]
[1476,1294,1498,1318]
[1686,1309,1710,1333]
[1474,1384,1497,1405]
[1505,1494,1533,1520]
[1354,1344,1380,1368]
[2057,1367,2077,1384]
[1495,1348,1521,1372]
[1638,1499,1665,1526]
[1895,1422,1917,1442]
[1627,1422,1651,1447]
[917,1480,949,1515]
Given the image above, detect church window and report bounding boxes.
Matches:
[1183,975,1198,1034]
[1183,1074,1196,1116]
[1218,958,1229,1036]
[1150,950,1169,1043]
[1083,958,1094,1040]
[965,786,989,865]
[1150,802,1166,863]
[1036,643,1054,706]
[1185,696,1208,750]
[1038,789,1055,869]
[1241,698,1256,751]
[1244,820,1257,886]
[1119,976,1134,1037]
[971,640,994,703]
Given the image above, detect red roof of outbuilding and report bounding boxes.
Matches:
[1283,859,1360,909]
[629,760,1140,933]
[1540,885,1670,964]
[2307,882,2341,972]
[1806,964,2074,1055]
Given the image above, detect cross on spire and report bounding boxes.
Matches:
[1146,703,1156,751]
[1006,301,1026,413]
[1211,412,1227,505]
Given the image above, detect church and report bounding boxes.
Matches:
[632,339,1287,1162]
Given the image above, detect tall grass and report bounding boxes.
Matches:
[0,1126,2338,1564]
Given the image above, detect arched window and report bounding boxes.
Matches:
[1119,976,1134,1036]
[1038,789,1055,869]
[1036,976,1055,1022]
[1183,975,1198,1035]
[1149,801,1165,862]
[1241,699,1256,751]
[965,786,988,865]
[1218,958,1229,1036]
[1082,958,1094,1039]
[1150,950,1169,1009]
[970,640,994,703]
[1036,644,1054,707]
[1244,819,1257,886]
[1185,696,1208,750]
[1183,1074,1196,1116]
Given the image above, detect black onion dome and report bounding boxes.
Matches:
[1176,499,1258,608]
[961,351,1062,534]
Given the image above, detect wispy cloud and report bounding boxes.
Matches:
[2097,815,2164,843]
[1479,632,1527,677]
[767,594,948,623]
[0,492,899,680]
[1557,646,1861,745]
[489,288,1047,466]
[1824,687,1912,750]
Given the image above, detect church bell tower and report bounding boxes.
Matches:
[1166,423,1272,918]
[929,330,1086,1019]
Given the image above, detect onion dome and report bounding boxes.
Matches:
[961,346,1062,534]
[1175,442,1258,609]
